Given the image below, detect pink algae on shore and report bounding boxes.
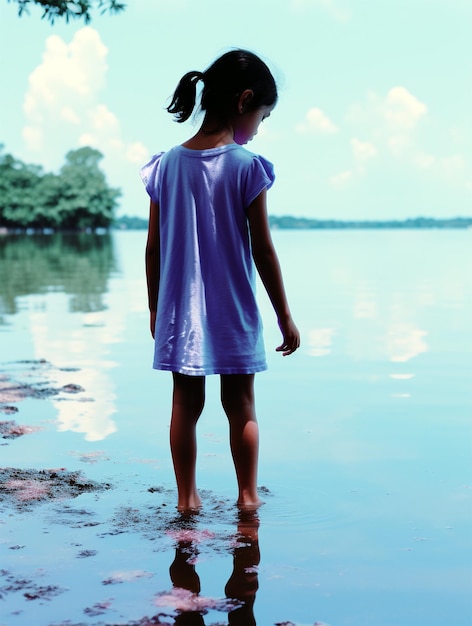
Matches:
[0,419,40,439]
[4,478,49,501]
[0,378,29,404]
[0,467,112,506]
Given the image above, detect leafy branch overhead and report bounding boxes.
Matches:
[8,0,126,23]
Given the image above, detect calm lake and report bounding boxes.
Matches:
[1,229,471,626]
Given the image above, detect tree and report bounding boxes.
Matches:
[0,147,43,229]
[7,0,126,23]
[0,145,121,231]
[56,147,120,230]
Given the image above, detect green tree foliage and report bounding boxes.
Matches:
[0,151,43,228]
[0,145,120,231]
[8,0,125,23]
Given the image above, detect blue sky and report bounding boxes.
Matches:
[1,0,471,220]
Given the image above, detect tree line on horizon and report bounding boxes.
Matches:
[266,215,472,230]
[0,146,120,231]
[114,214,472,231]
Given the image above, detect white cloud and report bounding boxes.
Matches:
[22,27,149,178]
[327,139,376,187]
[24,29,107,125]
[347,87,427,138]
[329,170,353,186]
[296,107,338,134]
[78,132,96,147]
[346,86,434,170]
[89,104,120,132]
[351,137,377,163]
[60,106,81,124]
[22,125,42,151]
[384,86,427,130]
[326,88,430,186]
[126,142,150,165]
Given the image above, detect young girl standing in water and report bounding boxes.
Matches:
[142,49,300,512]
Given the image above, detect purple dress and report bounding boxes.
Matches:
[140,143,275,375]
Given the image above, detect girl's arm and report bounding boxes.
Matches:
[247,190,300,356]
[145,199,160,338]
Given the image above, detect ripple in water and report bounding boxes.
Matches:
[259,486,349,531]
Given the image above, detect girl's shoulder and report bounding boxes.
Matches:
[209,145,275,181]
[238,148,275,186]
[140,151,165,186]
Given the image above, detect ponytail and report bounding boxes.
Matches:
[167,71,204,123]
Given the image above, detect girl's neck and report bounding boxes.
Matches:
[182,118,235,150]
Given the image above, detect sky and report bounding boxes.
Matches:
[1,0,471,221]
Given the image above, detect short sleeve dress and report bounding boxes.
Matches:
[140,143,275,376]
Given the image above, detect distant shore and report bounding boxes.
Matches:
[114,214,472,231]
[2,215,471,235]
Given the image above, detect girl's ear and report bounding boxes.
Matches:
[238,89,254,114]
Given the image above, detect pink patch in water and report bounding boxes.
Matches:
[70,450,110,464]
[0,421,40,437]
[10,424,35,435]
[155,588,240,613]
[0,383,31,403]
[5,479,49,501]
[166,528,215,543]
[102,570,153,585]
[154,588,219,612]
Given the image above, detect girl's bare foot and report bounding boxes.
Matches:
[177,492,202,513]
[237,490,263,511]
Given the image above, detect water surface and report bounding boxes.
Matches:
[1,230,471,625]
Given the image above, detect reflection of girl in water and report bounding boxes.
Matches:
[225,512,260,626]
[166,511,260,625]
[142,49,299,513]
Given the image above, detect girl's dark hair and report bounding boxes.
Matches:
[167,49,277,124]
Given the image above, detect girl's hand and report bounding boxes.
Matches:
[276,317,300,356]
[150,310,156,339]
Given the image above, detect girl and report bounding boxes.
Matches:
[141,49,300,512]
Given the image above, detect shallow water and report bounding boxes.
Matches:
[0,229,471,626]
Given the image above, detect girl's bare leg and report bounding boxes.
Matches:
[170,372,205,512]
[220,374,261,509]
